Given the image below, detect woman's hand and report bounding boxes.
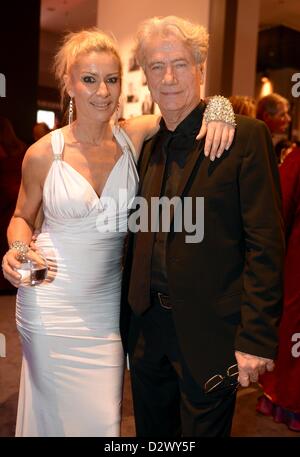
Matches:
[2,250,23,288]
[2,247,44,288]
[197,120,235,161]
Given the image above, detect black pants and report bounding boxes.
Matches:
[128,301,237,437]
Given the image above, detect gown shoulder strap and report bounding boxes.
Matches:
[50,129,64,160]
[112,125,138,165]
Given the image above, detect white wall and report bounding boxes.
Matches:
[97,0,211,117]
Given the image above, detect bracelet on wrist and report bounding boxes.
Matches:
[204,95,237,128]
[9,240,29,262]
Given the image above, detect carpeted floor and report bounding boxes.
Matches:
[0,294,298,437]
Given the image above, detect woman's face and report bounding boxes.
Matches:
[66,51,121,123]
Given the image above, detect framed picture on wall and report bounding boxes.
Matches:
[123,51,160,118]
[128,53,140,72]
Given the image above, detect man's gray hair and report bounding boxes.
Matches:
[256,93,289,120]
[134,16,209,70]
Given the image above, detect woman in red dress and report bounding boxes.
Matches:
[257,145,300,432]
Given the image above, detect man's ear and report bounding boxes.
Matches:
[263,112,272,123]
[63,74,74,98]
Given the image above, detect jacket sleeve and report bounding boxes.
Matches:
[234,120,285,359]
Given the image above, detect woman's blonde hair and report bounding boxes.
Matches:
[53,28,122,116]
[134,16,209,69]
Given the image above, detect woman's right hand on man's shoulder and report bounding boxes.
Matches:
[2,250,23,288]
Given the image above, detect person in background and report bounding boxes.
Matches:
[256,93,291,145]
[257,142,300,432]
[275,139,297,165]
[121,15,284,437]
[229,95,256,118]
[0,116,26,293]
[32,122,51,142]
[1,27,234,437]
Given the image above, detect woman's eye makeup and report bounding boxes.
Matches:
[80,75,119,85]
[106,76,119,84]
[81,75,96,83]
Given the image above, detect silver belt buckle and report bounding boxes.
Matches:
[157,292,172,309]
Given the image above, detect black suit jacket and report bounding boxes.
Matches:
[121,114,285,386]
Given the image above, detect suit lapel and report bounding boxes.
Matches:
[170,138,205,224]
[138,137,155,186]
[177,138,205,198]
[139,133,167,205]
[128,135,166,312]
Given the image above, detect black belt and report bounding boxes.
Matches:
[152,292,173,310]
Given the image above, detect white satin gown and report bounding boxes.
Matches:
[15,127,138,436]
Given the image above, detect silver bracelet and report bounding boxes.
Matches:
[9,240,29,262]
[204,95,237,128]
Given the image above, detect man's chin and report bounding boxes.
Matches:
[279,127,289,134]
[159,103,184,112]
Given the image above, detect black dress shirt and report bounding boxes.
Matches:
[150,103,205,295]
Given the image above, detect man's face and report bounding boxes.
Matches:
[143,34,203,119]
[265,102,291,134]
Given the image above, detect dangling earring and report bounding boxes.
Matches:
[68,97,74,125]
[113,101,120,131]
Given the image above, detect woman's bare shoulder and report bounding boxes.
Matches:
[23,132,54,170]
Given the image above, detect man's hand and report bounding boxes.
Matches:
[235,350,275,387]
[197,121,235,161]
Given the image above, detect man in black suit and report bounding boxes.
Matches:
[122,16,284,437]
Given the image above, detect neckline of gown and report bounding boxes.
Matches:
[59,154,124,200]
[50,128,125,201]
